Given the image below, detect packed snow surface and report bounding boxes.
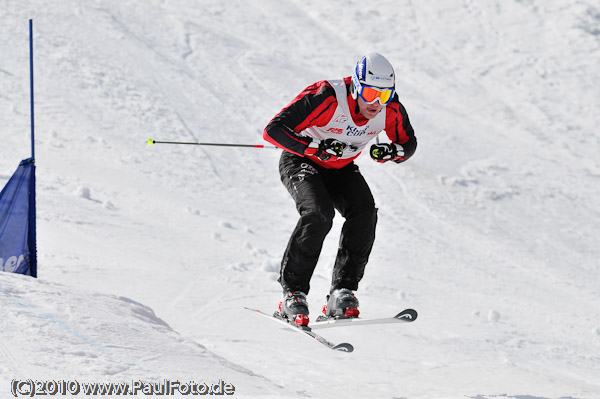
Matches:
[1,1,599,398]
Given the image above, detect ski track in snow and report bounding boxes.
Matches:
[1,0,600,398]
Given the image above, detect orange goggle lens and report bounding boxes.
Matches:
[360,86,394,105]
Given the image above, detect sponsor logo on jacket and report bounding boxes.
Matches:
[334,115,348,123]
[346,125,377,137]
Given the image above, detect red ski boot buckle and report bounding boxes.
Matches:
[344,307,360,318]
[295,314,310,326]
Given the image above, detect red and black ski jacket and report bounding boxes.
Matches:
[263,76,417,169]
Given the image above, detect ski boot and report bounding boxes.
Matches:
[279,291,310,326]
[322,288,360,319]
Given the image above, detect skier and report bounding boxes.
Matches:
[263,52,417,326]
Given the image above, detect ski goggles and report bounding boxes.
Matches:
[353,75,395,105]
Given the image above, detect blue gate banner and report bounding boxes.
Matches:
[0,158,37,277]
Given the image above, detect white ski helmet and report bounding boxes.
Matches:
[351,52,395,100]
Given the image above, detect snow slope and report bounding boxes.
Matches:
[0,272,280,396]
[1,0,600,398]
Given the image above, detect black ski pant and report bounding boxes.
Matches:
[278,151,377,294]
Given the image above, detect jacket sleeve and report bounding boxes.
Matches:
[263,80,338,156]
[384,96,417,163]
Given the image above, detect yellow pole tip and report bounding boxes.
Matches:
[147,138,154,146]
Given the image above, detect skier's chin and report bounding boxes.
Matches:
[363,108,380,119]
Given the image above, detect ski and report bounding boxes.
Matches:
[244,307,354,353]
[311,308,418,330]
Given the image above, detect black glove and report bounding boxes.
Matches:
[305,138,347,161]
[370,143,405,163]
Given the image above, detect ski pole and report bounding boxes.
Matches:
[147,138,277,149]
